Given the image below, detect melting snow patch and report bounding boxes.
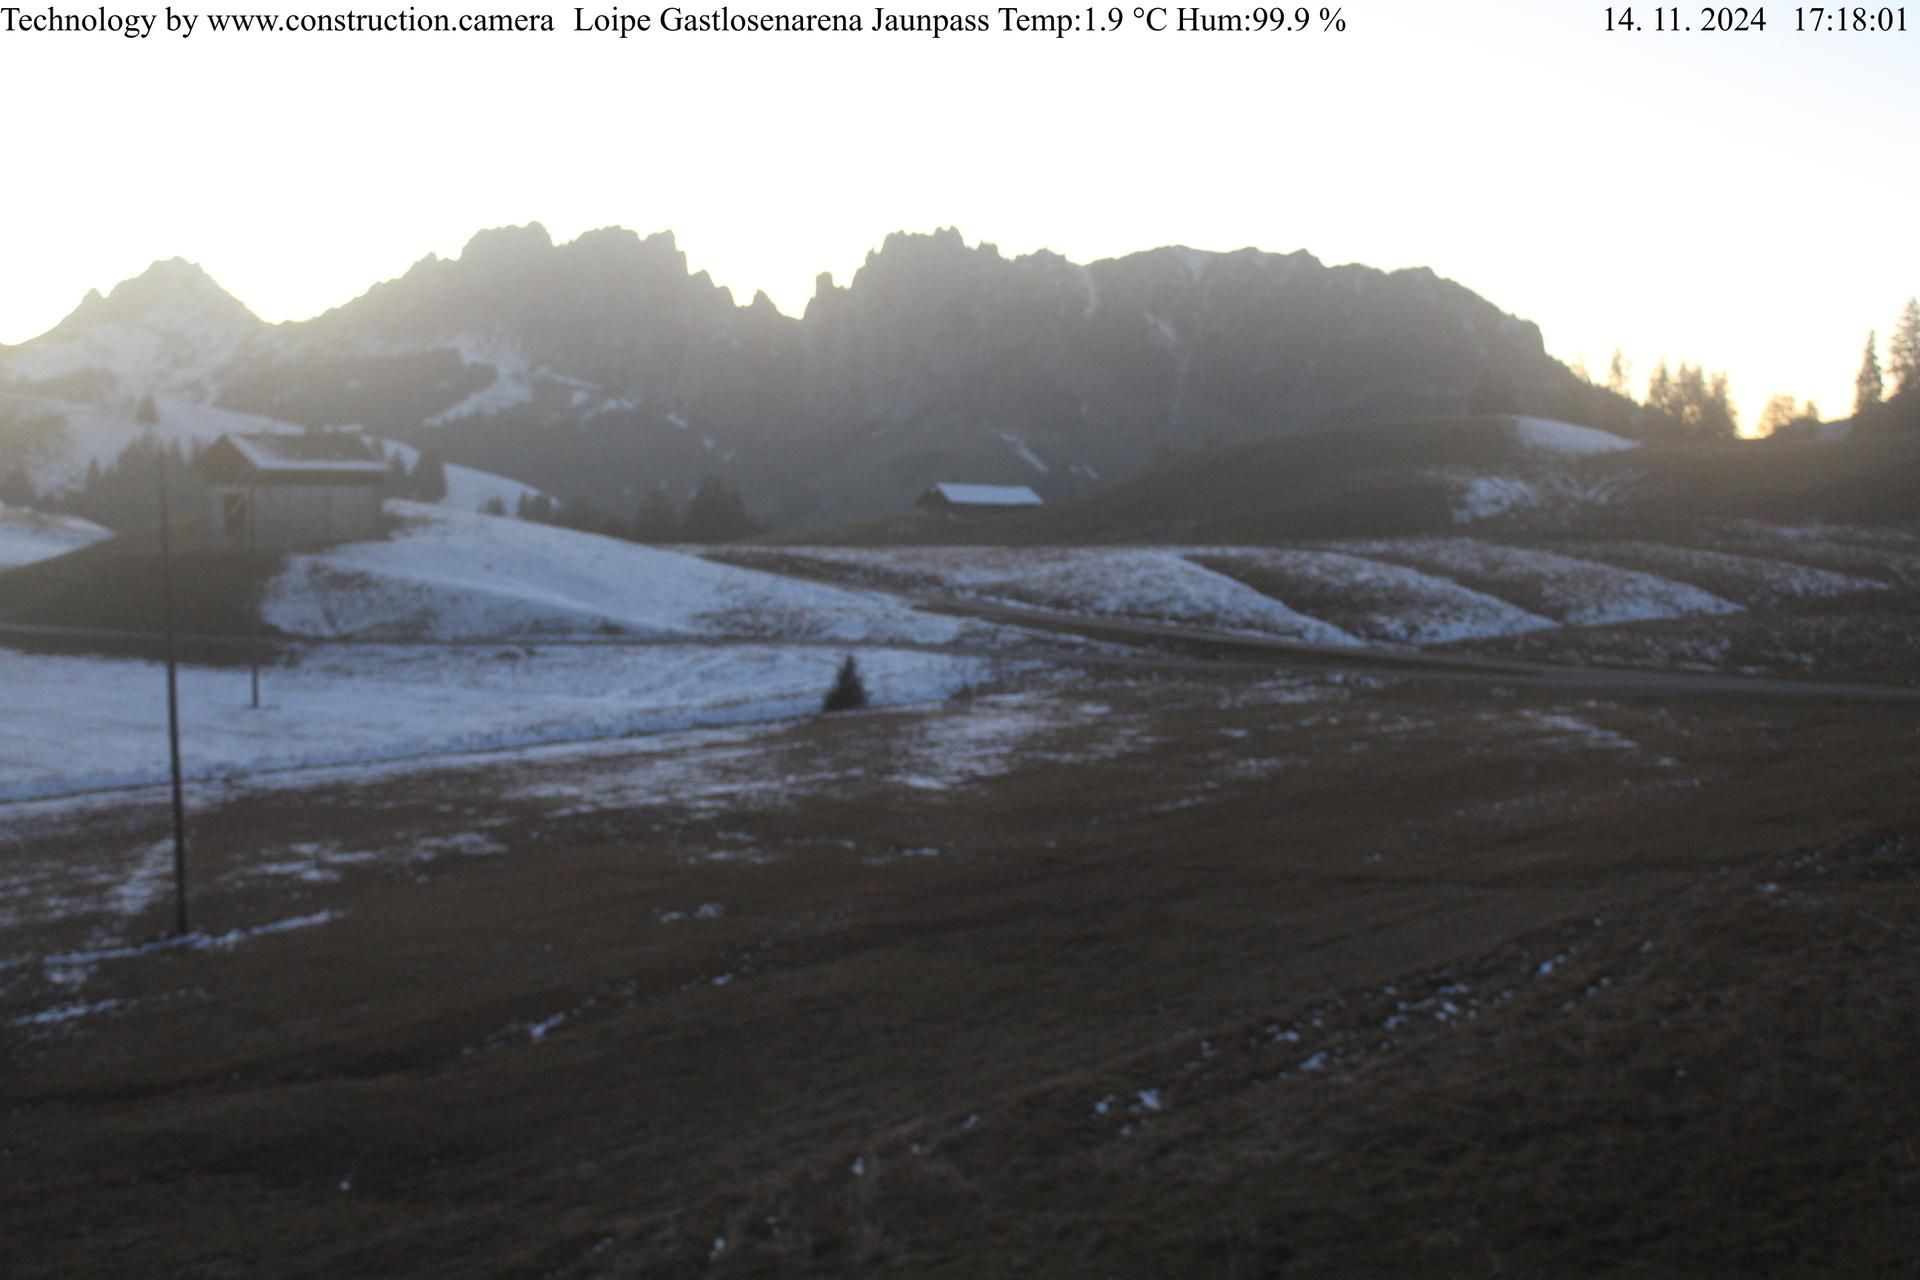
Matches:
[1509,416,1639,457]
[9,996,129,1027]
[1522,711,1638,753]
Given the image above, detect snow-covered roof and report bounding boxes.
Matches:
[922,483,1044,508]
[201,432,389,482]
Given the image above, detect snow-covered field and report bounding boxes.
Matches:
[734,546,1360,645]
[1336,539,1742,627]
[1562,542,1886,609]
[1713,522,1920,590]
[266,504,994,644]
[0,503,111,569]
[0,643,1013,805]
[1191,547,1553,646]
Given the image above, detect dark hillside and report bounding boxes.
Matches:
[0,523,274,658]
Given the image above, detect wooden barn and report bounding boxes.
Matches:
[915,482,1044,516]
[196,433,389,551]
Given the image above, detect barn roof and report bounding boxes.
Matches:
[921,482,1044,508]
[199,432,390,484]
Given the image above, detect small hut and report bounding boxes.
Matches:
[915,482,1044,516]
[196,433,389,551]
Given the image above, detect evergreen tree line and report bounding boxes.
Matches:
[1850,297,1920,416]
[386,447,448,502]
[480,475,761,545]
[1754,296,1919,436]
[40,433,213,531]
[1562,349,1740,441]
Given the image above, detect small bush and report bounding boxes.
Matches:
[823,655,869,713]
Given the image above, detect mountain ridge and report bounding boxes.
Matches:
[1,224,1618,528]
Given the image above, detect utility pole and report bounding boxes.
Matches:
[248,483,261,709]
[156,441,191,936]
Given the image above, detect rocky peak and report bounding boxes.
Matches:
[51,258,259,338]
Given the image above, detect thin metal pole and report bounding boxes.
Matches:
[249,484,261,709]
[156,443,190,936]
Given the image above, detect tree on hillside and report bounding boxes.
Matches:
[1647,360,1737,439]
[822,655,869,713]
[1889,299,1920,398]
[1855,331,1883,415]
[0,467,36,507]
[1605,349,1632,398]
[632,486,679,543]
[385,452,410,498]
[516,492,557,523]
[1646,360,1672,417]
[679,477,758,543]
[410,447,449,502]
[135,393,159,428]
[1756,394,1801,437]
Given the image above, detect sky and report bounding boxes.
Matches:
[2,0,1915,428]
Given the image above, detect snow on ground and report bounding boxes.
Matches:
[1438,468,1636,525]
[1508,416,1639,458]
[3,391,296,493]
[1192,547,1554,645]
[0,503,111,569]
[423,336,538,426]
[1563,542,1887,609]
[1,261,256,401]
[1516,709,1639,753]
[762,547,1359,645]
[1338,538,1741,628]
[374,439,546,514]
[503,687,1140,820]
[1714,522,1920,589]
[264,503,985,644]
[0,836,176,931]
[0,643,1013,806]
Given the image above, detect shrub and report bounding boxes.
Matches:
[823,655,869,713]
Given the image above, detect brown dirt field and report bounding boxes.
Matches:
[3,672,1917,1276]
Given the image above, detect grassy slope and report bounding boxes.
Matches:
[4,678,1917,1276]
[764,417,1920,549]
[0,518,286,666]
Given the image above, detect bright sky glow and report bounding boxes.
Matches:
[3,0,1915,428]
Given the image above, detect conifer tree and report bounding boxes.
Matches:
[1855,331,1883,415]
[632,487,680,542]
[822,655,869,713]
[1888,299,1920,398]
[411,447,449,501]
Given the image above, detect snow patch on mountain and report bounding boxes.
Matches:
[423,336,538,426]
[3,260,259,401]
[6,393,298,493]
[999,432,1050,475]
